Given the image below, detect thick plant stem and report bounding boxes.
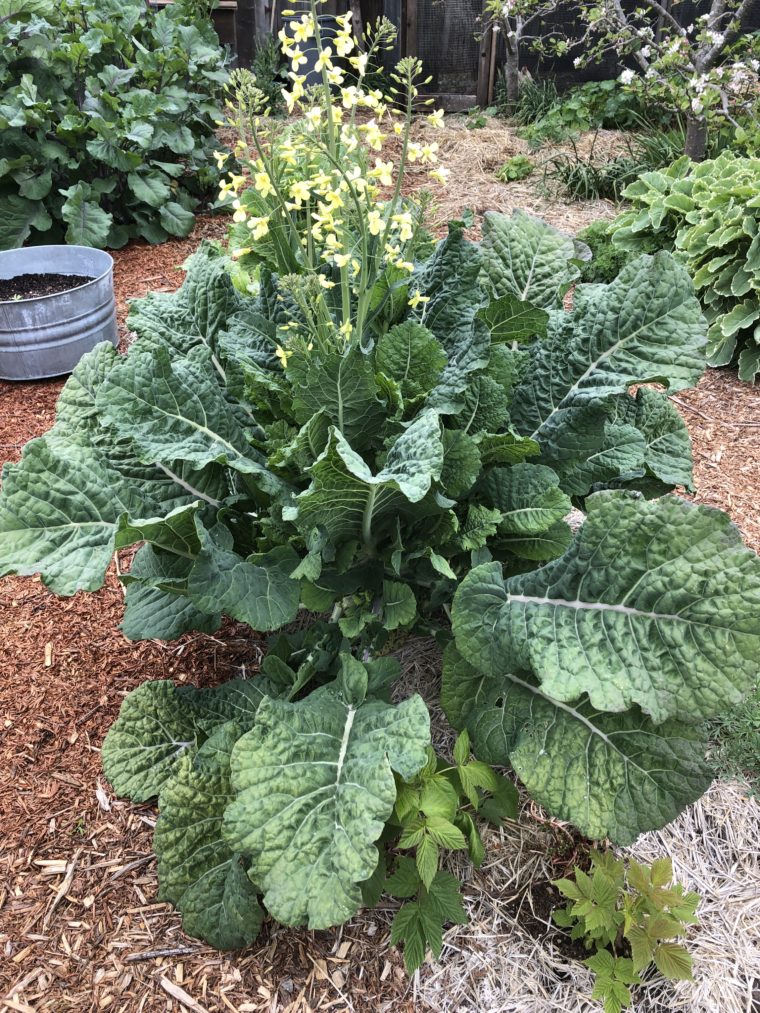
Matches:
[684,116,708,161]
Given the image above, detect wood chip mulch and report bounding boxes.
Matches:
[1,208,758,1013]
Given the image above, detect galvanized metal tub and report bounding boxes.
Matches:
[0,245,118,381]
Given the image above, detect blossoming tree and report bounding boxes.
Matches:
[483,0,570,107]
[574,0,760,159]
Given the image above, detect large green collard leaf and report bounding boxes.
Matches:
[127,244,242,357]
[477,463,571,535]
[188,528,301,632]
[412,222,484,345]
[375,321,447,400]
[510,254,706,444]
[452,491,760,724]
[0,433,151,594]
[292,412,443,548]
[476,293,549,345]
[441,646,712,844]
[122,544,221,641]
[224,657,430,928]
[154,722,264,949]
[608,387,693,491]
[287,345,386,453]
[98,343,278,489]
[481,209,586,309]
[103,678,275,801]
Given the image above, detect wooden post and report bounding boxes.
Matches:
[235,0,256,66]
[405,0,417,57]
[476,24,493,107]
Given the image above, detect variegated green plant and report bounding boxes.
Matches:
[611,153,760,381]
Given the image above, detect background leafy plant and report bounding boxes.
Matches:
[610,152,760,380]
[0,0,229,249]
[495,154,534,183]
[554,851,700,1013]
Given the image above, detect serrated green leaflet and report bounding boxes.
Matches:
[223,667,430,928]
[453,491,760,724]
[155,722,264,949]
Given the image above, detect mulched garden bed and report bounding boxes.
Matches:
[1,191,759,1012]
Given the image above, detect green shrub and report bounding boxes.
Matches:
[555,851,700,1013]
[610,153,760,380]
[495,154,534,182]
[577,220,629,283]
[0,0,229,249]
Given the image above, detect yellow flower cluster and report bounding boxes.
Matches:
[220,1,449,347]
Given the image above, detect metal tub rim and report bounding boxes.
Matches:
[0,245,114,305]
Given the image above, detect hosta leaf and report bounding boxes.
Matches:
[440,646,712,844]
[128,244,242,357]
[477,463,571,535]
[510,254,706,443]
[154,722,264,949]
[122,545,221,642]
[223,660,430,928]
[60,183,112,247]
[0,194,52,250]
[158,200,196,237]
[481,209,584,309]
[452,491,760,724]
[293,413,443,546]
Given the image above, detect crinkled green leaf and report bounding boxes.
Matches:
[155,722,264,949]
[223,668,430,928]
[441,646,712,844]
[609,387,693,490]
[453,491,760,724]
[477,463,571,535]
[293,413,443,546]
[481,209,585,309]
[476,293,549,343]
[376,321,447,399]
[510,255,706,446]
[188,530,300,632]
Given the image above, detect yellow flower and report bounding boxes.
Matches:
[232,204,247,224]
[334,252,351,268]
[275,345,293,368]
[231,246,251,259]
[370,159,394,187]
[393,121,404,136]
[339,320,353,339]
[349,52,369,76]
[305,105,322,130]
[213,149,230,167]
[318,276,336,289]
[429,166,450,185]
[408,289,430,309]
[361,119,385,151]
[398,260,415,273]
[334,30,355,57]
[247,216,270,240]
[392,211,414,242]
[324,232,342,252]
[427,108,445,128]
[367,209,385,236]
[290,47,307,70]
[341,86,360,109]
[253,171,275,198]
[406,142,423,162]
[289,16,313,42]
[288,179,311,205]
[314,46,333,73]
[327,64,345,86]
[420,143,439,164]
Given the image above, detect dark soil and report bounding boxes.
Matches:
[505,878,590,964]
[0,272,95,301]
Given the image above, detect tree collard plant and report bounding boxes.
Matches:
[573,0,760,160]
[554,852,700,1013]
[610,152,760,381]
[1,0,760,969]
[0,0,229,249]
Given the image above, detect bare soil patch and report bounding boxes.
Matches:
[0,274,96,302]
